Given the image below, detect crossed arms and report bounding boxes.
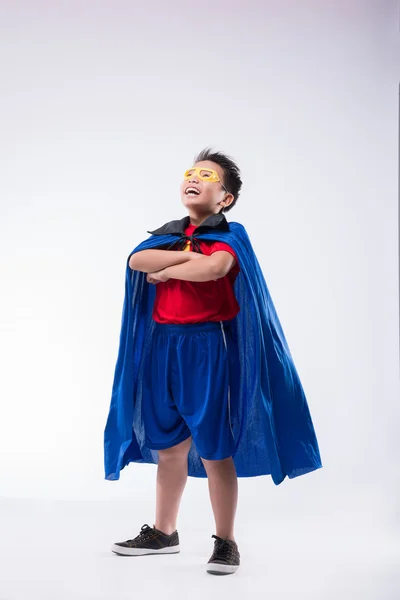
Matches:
[129,249,236,282]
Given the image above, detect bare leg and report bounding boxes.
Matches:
[201,456,238,541]
[154,436,192,535]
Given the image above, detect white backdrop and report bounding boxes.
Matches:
[1,1,399,598]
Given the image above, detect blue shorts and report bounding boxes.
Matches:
[141,320,236,460]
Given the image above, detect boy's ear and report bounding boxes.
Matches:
[224,193,234,206]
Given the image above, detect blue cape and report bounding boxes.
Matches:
[104,214,322,485]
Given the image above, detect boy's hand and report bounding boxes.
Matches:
[146,252,204,283]
[147,269,170,284]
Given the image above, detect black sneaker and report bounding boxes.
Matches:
[111,523,180,556]
[206,534,240,575]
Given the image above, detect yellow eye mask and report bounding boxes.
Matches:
[184,167,230,193]
[184,167,220,182]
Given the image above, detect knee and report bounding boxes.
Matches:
[158,436,192,462]
[201,456,234,469]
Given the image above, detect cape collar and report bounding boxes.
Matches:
[147,212,230,236]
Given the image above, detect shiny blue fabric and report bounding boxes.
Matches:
[104,221,322,485]
[141,320,237,459]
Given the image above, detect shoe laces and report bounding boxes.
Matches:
[211,535,237,561]
[127,523,155,543]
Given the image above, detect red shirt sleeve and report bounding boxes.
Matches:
[209,242,240,272]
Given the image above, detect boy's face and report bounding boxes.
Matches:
[180,160,233,215]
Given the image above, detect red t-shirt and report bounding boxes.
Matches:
[152,223,241,324]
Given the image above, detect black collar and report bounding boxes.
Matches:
[147,212,230,236]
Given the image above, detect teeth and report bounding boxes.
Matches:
[186,187,200,195]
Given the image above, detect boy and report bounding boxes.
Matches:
[104,148,322,575]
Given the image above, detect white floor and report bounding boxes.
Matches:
[1,481,399,600]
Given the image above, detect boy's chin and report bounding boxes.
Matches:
[182,197,208,209]
[182,195,202,203]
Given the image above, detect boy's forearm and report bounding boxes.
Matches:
[129,249,198,272]
[163,256,219,282]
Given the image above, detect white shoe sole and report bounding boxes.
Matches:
[111,544,180,556]
[206,563,239,575]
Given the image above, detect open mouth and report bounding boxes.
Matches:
[185,187,201,196]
